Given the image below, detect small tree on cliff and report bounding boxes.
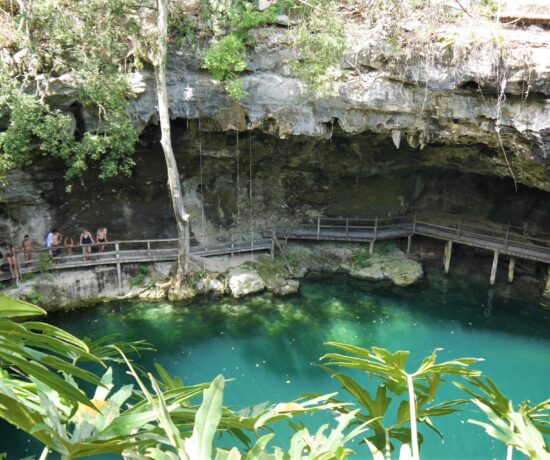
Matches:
[0,0,190,275]
[153,0,190,276]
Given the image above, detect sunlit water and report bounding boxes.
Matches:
[3,272,550,459]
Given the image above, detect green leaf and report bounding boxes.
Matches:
[0,296,46,319]
[185,374,225,460]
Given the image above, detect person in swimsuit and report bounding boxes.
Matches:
[21,235,33,267]
[5,246,19,279]
[64,236,74,256]
[96,227,108,252]
[80,229,94,259]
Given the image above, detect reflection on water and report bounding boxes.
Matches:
[3,274,550,459]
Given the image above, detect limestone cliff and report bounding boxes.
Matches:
[38,23,550,191]
[2,20,550,250]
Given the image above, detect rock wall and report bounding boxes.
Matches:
[1,21,549,274]
[38,24,550,191]
[2,123,550,249]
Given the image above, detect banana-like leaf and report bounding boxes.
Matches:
[0,295,46,319]
[468,399,550,460]
[184,374,225,460]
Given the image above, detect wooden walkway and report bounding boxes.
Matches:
[273,213,550,285]
[3,213,550,286]
[0,233,273,284]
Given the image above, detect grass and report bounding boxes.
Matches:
[24,285,43,305]
[130,274,146,287]
[352,241,399,269]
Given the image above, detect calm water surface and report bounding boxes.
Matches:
[4,274,550,459]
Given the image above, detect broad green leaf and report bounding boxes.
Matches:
[245,434,275,459]
[0,296,46,319]
[185,374,225,460]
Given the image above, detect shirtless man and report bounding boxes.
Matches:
[21,235,33,267]
[52,229,63,258]
[5,246,19,279]
[96,227,108,252]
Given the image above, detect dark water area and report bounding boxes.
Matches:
[3,271,550,459]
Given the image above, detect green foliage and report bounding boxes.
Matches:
[139,266,151,276]
[375,241,398,256]
[24,286,43,306]
[321,343,483,454]
[0,0,140,184]
[130,274,147,287]
[352,242,399,269]
[38,252,53,273]
[0,295,46,319]
[201,0,287,98]
[203,33,247,83]
[292,7,346,94]
[0,309,549,460]
[352,247,372,269]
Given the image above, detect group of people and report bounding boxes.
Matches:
[2,227,108,280]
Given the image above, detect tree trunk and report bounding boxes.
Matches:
[155,0,190,276]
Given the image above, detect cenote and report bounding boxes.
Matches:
[4,273,550,459]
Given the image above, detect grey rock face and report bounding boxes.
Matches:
[35,25,550,191]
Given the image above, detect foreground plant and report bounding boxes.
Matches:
[321,343,483,459]
[1,296,549,459]
[456,376,550,459]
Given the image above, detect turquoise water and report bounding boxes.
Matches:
[3,273,550,459]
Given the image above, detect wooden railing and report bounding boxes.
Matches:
[414,213,550,251]
[273,215,413,240]
[3,213,550,282]
[2,231,272,280]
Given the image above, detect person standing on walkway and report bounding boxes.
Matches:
[5,246,19,279]
[64,236,75,256]
[96,227,108,252]
[46,229,54,255]
[80,229,94,259]
[52,230,63,258]
[21,235,33,267]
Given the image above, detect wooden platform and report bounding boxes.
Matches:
[3,213,550,286]
[0,235,273,282]
[273,214,550,264]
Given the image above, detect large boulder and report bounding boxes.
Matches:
[227,268,266,298]
[350,250,423,287]
[196,277,225,295]
[270,278,300,296]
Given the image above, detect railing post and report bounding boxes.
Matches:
[115,242,122,293]
[345,218,349,237]
[373,217,378,240]
[508,257,515,283]
[443,240,453,275]
[317,217,320,240]
[230,234,234,258]
[457,218,461,238]
[147,241,151,257]
[505,223,510,250]
[490,250,499,286]
[15,251,22,280]
[412,211,417,234]
[270,230,275,259]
